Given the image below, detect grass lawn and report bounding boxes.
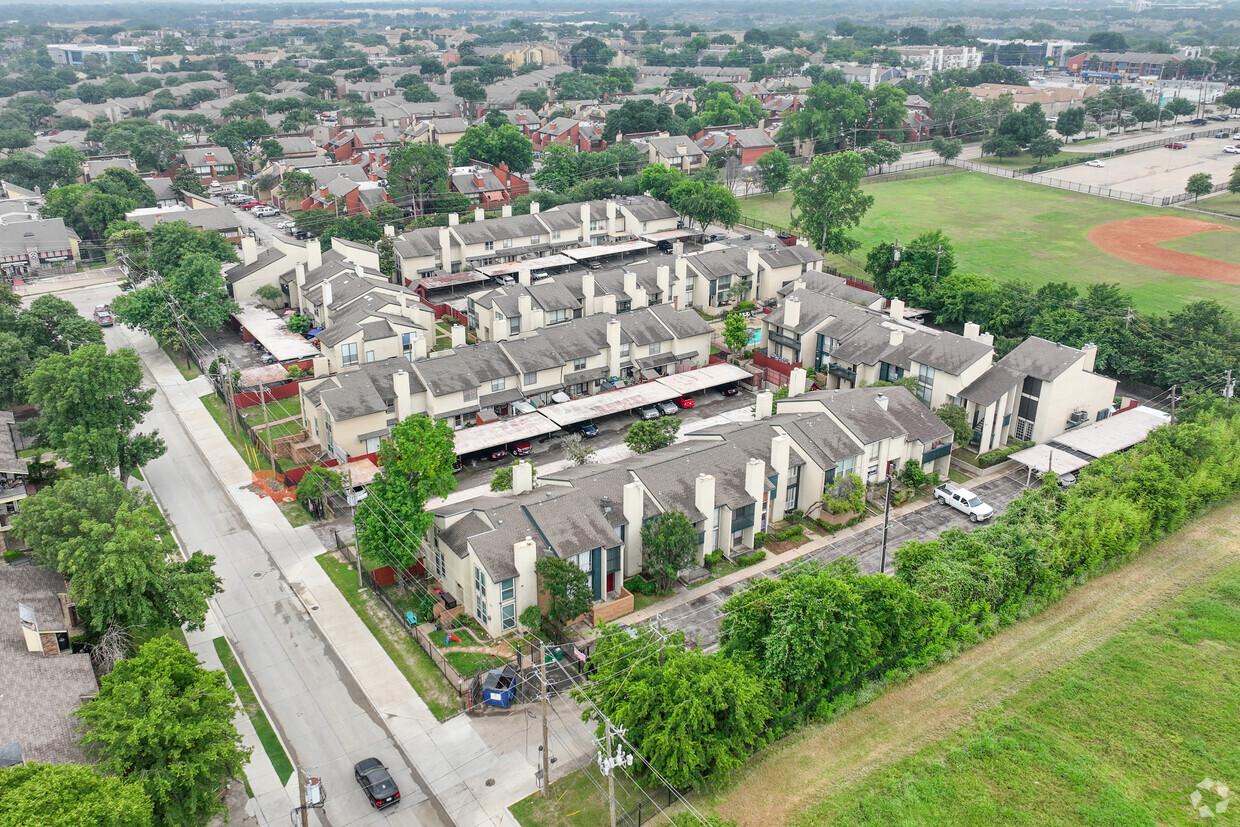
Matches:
[212,636,295,785]
[738,173,1240,316]
[443,651,508,675]
[316,551,459,720]
[200,393,263,472]
[972,150,1094,170]
[510,764,653,827]
[161,341,201,380]
[1159,229,1240,266]
[1185,189,1240,217]
[630,589,674,614]
[785,565,1240,826]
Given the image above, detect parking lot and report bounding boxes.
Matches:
[1033,131,1240,199]
[648,472,1030,650]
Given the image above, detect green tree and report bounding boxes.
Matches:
[601,99,686,142]
[1163,96,1196,126]
[722,312,750,358]
[934,403,972,446]
[624,417,681,454]
[535,555,593,627]
[1129,102,1159,132]
[981,134,1021,158]
[24,346,166,481]
[1055,106,1087,140]
[451,123,534,170]
[754,148,791,196]
[77,637,250,827]
[791,151,874,255]
[0,762,154,827]
[280,169,318,202]
[515,88,549,110]
[148,221,238,275]
[1027,133,1062,163]
[859,139,902,173]
[928,88,985,138]
[295,463,345,517]
[354,414,457,577]
[640,511,698,591]
[10,294,102,361]
[388,143,452,216]
[113,252,239,346]
[452,78,487,116]
[930,136,963,161]
[172,165,207,197]
[569,36,617,67]
[1229,163,1240,195]
[1186,172,1213,201]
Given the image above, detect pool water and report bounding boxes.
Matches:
[747,328,762,347]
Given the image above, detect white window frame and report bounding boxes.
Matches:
[340,342,359,367]
[491,376,506,392]
[463,387,478,401]
[524,371,538,385]
[648,341,661,355]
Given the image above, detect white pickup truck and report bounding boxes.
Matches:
[934,482,994,522]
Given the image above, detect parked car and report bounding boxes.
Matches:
[353,758,400,810]
[657,239,674,254]
[655,399,679,416]
[209,179,221,190]
[1085,159,1105,167]
[1189,118,1209,125]
[1215,131,1232,139]
[452,458,464,473]
[576,420,600,438]
[93,308,113,327]
[236,201,260,210]
[487,447,508,461]
[675,395,695,408]
[1166,141,1188,149]
[704,232,726,242]
[1224,146,1240,154]
[511,441,532,457]
[934,482,994,522]
[277,220,294,229]
[719,384,739,397]
[637,405,661,421]
[253,206,280,217]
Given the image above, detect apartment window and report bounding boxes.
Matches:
[648,341,661,355]
[366,437,380,454]
[524,371,538,385]
[463,387,478,401]
[434,549,446,578]
[619,342,630,359]
[570,550,592,576]
[509,317,520,335]
[501,577,515,603]
[573,358,587,371]
[502,238,513,249]
[917,364,935,405]
[501,602,515,630]
[495,310,503,320]
[784,464,800,511]
[365,350,375,363]
[569,383,587,396]
[340,342,358,367]
[530,234,541,244]
[835,455,856,480]
[617,300,632,313]
[548,308,568,324]
[491,376,506,392]
[551,229,561,241]
[484,240,494,251]
[402,332,414,353]
[474,566,488,625]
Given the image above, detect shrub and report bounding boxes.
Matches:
[704,548,726,571]
[823,473,866,514]
[976,439,1034,467]
[753,531,769,548]
[775,525,804,543]
[785,509,804,526]
[735,550,766,567]
[624,576,659,596]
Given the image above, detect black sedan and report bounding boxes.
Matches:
[354,758,401,809]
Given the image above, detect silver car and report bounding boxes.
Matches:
[655,400,679,416]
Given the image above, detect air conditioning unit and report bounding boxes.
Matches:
[1069,410,1088,424]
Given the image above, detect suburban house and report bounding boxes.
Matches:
[531,118,607,154]
[644,136,707,172]
[427,380,952,637]
[448,161,531,207]
[958,336,1118,451]
[697,127,777,165]
[167,146,238,184]
[0,566,99,765]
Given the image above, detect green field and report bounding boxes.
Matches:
[1188,189,1240,218]
[739,172,1240,315]
[791,565,1240,826]
[1161,229,1240,266]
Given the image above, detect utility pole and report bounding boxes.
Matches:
[606,721,617,827]
[879,473,893,575]
[1225,369,1234,406]
[298,767,309,827]
[1124,306,1134,331]
[540,641,550,797]
[1170,384,1179,424]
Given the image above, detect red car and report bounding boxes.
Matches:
[487,447,508,461]
[1165,142,1187,149]
[675,396,695,408]
[512,441,532,457]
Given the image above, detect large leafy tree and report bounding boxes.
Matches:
[354,414,457,574]
[90,119,182,172]
[602,99,687,142]
[113,252,239,349]
[77,637,250,827]
[625,417,682,454]
[172,165,207,197]
[148,221,238,276]
[641,511,698,590]
[754,148,792,196]
[577,624,774,790]
[13,474,221,633]
[534,555,593,626]
[777,81,868,157]
[24,345,165,480]
[40,185,135,241]
[92,167,157,208]
[0,762,154,827]
[9,294,102,361]
[791,151,874,255]
[387,143,452,216]
[450,122,534,170]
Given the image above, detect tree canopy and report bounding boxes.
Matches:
[0,762,154,827]
[641,511,699,590]
[535,555,593,626]
[450,122,534,170]
[790,151,874,255]
[624,416,682,454]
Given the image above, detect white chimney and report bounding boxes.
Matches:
[672,241,684,257]
[793,278,806,292]
[963,322,980,340]
[321,279,333,311]
[606,318,622,377]
[788,367,807,398]
[875,393,888,411]
[623,269,637,296]
[517,292,532,323]
[448,212,459,226]
[240,234,257,265]
[502,204,512,218]
[888,297,905,320]
[784,296,800,328]
[450,322,466,348]
[622,481,644,575]
[383,223,395,237]
[755,389,773,420]
[295,262,307,290]
[529,201,540,214]
[744,457,765,502]
[1081,342,1097,372]
[582,271,596,315]
[517,267,531,286]
[888,327,904,347]
[473,207,485,222]
[769,434,792,520]
[511,460,534,495]
[656,265,670,298]
[306,237,322,272]
[694,473,716,561]
[746,247,760,276]
[394,370,412,421]
[514,536,537,589]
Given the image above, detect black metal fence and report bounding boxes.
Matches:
[617,786,674,827]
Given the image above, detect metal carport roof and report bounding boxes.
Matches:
[540,382,682,427]
[654,363,752,395]
[452,413,561,456]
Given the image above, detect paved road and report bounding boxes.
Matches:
[64,282,453,827]
[649,473,1029,650]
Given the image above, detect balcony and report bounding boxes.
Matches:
[827,363,857,383]
[767,329,801,351]
[922,443,952,464]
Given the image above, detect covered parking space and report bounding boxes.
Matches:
[540,383,682,428]
[232,304,320,363]
[640,229,695,243]
[563,239,654,263]
[1007,406,1170,485]
[452,412,561,457]
[655,363,752,396]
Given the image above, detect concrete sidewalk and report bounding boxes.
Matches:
[131,334,558,826]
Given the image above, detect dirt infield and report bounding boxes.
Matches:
[1088,215,1240,283]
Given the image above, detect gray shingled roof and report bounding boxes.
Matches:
[994,336,1085,382]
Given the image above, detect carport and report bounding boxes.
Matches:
[232,304,320,363]
[562,239,654,261]
[540,383,681,428]
[453,413,561,456]
[640,229,695,243]
[1007,405,1170,485]
[655,363,752,396]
